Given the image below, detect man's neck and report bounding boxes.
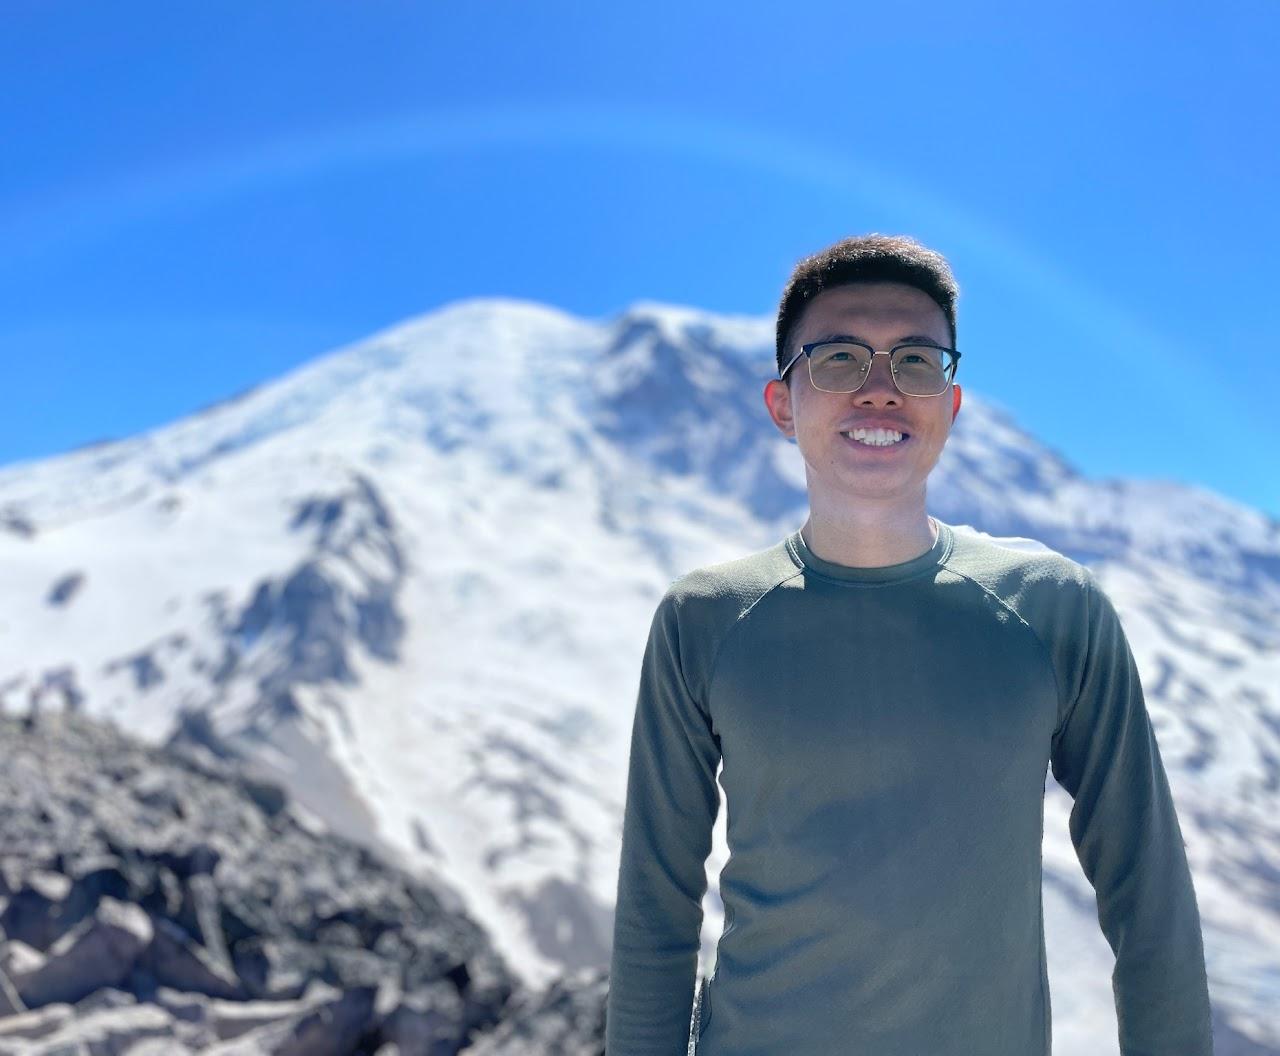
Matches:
[800,504,937,569]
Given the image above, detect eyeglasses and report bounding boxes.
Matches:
[779,340,961,397]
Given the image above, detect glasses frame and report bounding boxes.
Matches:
[779,339,962,397]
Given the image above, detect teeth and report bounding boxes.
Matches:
[843,428,905,446]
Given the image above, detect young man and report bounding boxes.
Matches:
[604,234,1214,1055]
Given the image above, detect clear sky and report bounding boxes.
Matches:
[2,2,1276,517]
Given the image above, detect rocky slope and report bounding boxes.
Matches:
[0,709,604,1055]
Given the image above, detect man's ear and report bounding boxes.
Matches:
[951,383,962,423]
[763,378,796,439]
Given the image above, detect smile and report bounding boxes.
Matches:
[840,428,909,448]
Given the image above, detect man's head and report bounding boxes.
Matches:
[763,234,963,511]
[774,233,959,381]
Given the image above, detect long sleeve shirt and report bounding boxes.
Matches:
[605,519,1214,1055]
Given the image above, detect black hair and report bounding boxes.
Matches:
[775,233,958,380]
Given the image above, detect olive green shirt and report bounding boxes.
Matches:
[606,519,1213,1055]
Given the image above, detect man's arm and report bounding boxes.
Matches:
[1049,572,1215,1055]
[606,590,721,1055]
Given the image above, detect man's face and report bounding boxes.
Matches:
[763,281,960,509]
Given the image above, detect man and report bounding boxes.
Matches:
[604,234,1214,1055]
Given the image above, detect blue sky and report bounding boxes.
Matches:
[2,2,1277,517]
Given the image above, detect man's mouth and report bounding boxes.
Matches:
[840,427,909,447]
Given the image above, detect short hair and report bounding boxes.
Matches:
[775,233,959,380]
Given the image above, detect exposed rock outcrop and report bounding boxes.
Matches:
[0,711,607,1054]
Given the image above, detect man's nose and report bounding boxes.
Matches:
[854,353,902,402]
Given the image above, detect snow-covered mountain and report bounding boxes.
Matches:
[1,296,1277,1053]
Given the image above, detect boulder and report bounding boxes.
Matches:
[16,897,151,1007]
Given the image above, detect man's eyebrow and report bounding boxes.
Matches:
[809,332,947,346]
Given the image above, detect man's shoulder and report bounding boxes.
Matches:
[646,540,802,692]
[946,522,1092,585]
[942,522,1097,626]
[661,537,802,619]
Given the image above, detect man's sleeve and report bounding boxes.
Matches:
[606,590,721,1055]
[1049,572,1215,1055]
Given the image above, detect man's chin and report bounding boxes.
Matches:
[813,474,925,502]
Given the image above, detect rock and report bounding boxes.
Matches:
[139,916,243,1000]
[0,1001,178,1054]
[230,938,316,1001]
[196,979,336,1042]
[0,873,72,952]
[378,978,470,1056]
[0,968,23,1018]
[73,987,137,1015]
[1,941,44,988]
[0,1002,74,1043]
[272,984,378,1056]
[0,711,523,1054]
[458,967,607,1056]
[16,897,152,1007]
[152,985,210,1026]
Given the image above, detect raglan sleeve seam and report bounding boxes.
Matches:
[665,590,710,721]
[940,563,1071,735]
[704,568,806,703]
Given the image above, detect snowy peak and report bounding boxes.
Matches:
[1,295,1278,602]
[602,299,774,363]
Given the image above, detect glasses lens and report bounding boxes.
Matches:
[892,345,950,396]
[809,342,872,392]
